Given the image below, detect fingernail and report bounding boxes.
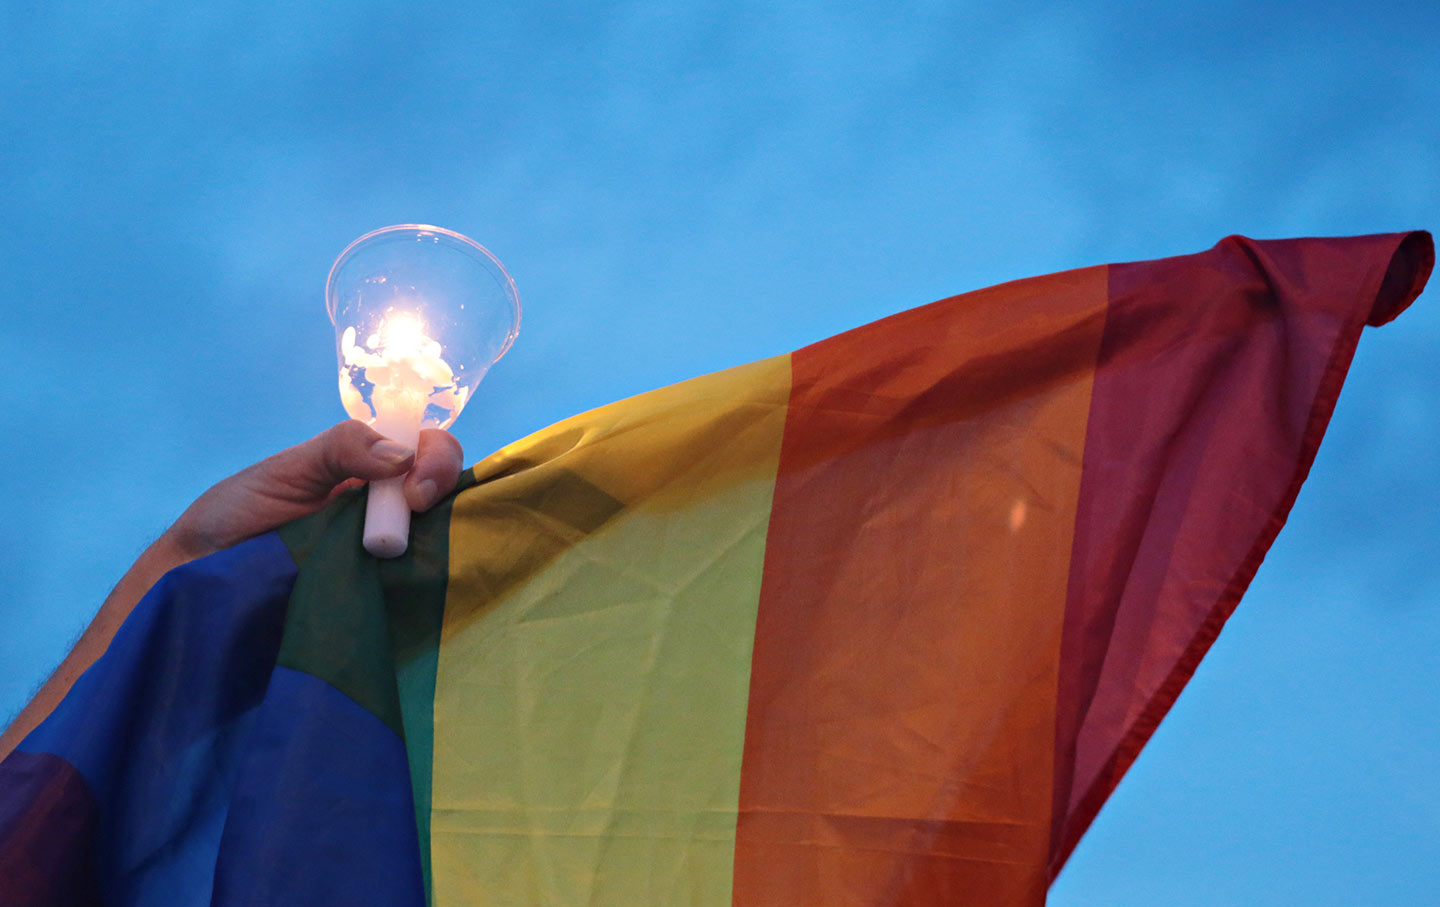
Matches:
[371,439,415,464]
[413,479,438,509]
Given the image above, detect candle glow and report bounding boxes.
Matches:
[338,309,469,430]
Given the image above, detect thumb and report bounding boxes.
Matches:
[278,419,416,496]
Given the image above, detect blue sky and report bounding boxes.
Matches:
[1,2,1436,901]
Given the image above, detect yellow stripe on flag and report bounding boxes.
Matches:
[431,355,791,905]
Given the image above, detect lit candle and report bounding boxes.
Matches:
[338,310,469,442]
[327,224,520,559]
[338,309,467,557]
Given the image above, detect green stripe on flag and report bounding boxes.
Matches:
[277,472,476,903]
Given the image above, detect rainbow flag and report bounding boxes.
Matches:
[1,232,1431,905]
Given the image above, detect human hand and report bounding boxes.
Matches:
[0,420,464,758]
[164,419,465,562]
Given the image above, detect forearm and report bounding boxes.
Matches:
[0,530,197,761]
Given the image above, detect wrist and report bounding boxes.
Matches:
[152,523,212,571]
[159,492,233,565]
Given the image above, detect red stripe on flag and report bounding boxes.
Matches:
[1047,232,1433,879]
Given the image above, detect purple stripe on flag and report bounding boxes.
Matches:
[0,750,100,906]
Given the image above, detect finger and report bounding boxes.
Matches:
[405,429,464,511]
[322,476,368,504]
[278,420,416,497]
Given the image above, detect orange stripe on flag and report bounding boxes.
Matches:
[734,267,1110,904]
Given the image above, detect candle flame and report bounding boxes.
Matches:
[338,311,469,428]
